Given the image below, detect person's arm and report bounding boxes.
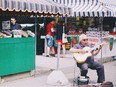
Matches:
[50,24,56,32]
[16,23,22,30]
[93,44,104,56]
[19,24,23,30]
[51,28,55,32]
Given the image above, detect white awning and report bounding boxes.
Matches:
[0,0,72,16]
[53,0,116,17]
[72,0,116,17]
[100,0,116,17]
[46,0,72,16]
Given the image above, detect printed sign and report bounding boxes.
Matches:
[109,38,114,51]
[2,21,10,30]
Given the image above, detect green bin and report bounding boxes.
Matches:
[0,37,35,76]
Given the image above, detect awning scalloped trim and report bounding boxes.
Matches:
[0,0,72,16]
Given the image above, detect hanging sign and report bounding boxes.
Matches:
[109,37,114,51]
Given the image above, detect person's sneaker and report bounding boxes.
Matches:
[85,76,89,79]
[101,81,113,87]
[60,55,65,58]
[46,55,50,57]
[50,54,55,57]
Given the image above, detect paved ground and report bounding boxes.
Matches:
[0,55,116,87]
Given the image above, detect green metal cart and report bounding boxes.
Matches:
[0,37,35,77]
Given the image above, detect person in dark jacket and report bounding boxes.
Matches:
[10,17,22,30]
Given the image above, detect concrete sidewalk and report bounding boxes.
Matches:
[0,55,116,87]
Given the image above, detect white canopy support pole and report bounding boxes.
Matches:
[99,17,103,63]
[56,42,60,70]
[46,42,69,86]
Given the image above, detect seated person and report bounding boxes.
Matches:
[70,34,105,83]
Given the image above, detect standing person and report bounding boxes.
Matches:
[56,19,67,58]
[70,34,106,83]
[10,17,22,30]
[46,18,56,57]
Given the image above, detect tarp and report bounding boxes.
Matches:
[0,0,71,16]
[46,0,72,16]
[53,0,116,17]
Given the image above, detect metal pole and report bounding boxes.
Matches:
[100,17,103,63]
[34,14,37,57]
[65,15,67,27]
[57,42,61,70]
[43,17,47,55]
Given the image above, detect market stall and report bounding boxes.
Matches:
[0,0,72,79]
[55,0,116,58]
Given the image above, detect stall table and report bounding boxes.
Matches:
[41,35,79,55]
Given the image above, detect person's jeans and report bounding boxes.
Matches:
[77,62,105,83]
[46,35,53,47]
